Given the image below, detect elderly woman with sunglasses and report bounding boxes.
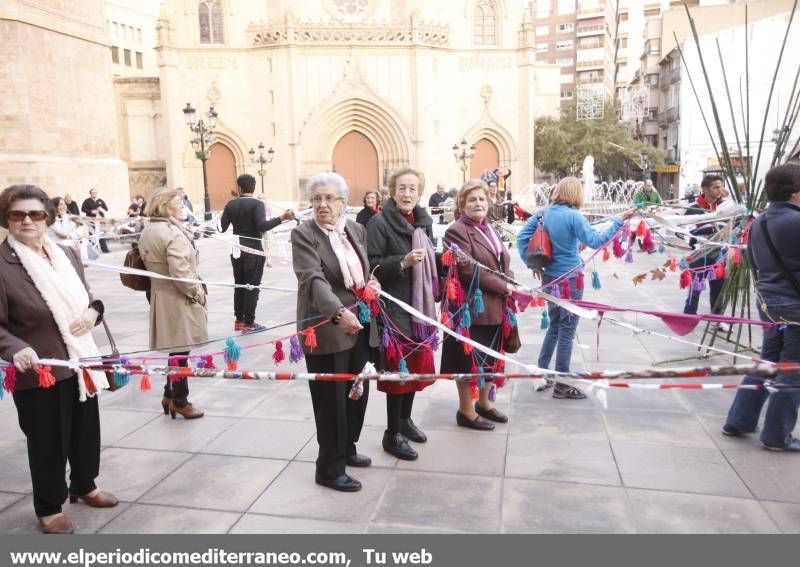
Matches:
[291,173,380,492]
[0,185,118,534]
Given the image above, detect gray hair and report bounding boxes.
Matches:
[306,172,349,202]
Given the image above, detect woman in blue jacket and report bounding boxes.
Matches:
[517,177,632,399]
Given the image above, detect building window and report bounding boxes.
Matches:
[561,73,574,83]
[536,42,549,52]
[111,46,119,64]
[557,23,574,33]
[137,28,142,42]
[644,8,660,17]
[557,57,574,67]
[556,40,573,50]
[619,37,628,48]
[647,73,659,87]
[557,0,575,15]
[123,49,131,66]
[136,51,143,69]
[199,0,225,44]
[474,1,498,46]
[560,90,574,100]
[535,0,550,18]
[536,25,549,36]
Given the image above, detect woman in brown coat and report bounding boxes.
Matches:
[442,180,516,430]
[0,185,118,534]
[138,189,207,419]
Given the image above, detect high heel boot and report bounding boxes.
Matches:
[168,401,204,420]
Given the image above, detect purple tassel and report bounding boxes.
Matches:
[692,276,706,292]
[625,248,634,263]
[381,327,391,348]
[429,333,440,351]
[289,335,304,363]
[550,284,561,299]
[488,383,496,402]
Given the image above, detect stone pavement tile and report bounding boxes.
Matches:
[99,383,170,412]
[601,384,689,413]
[182,386,272,418]
[95,447,193,501]
[366,523,469,534]
[249,461,391,523]
[416,397,509,435]
[694,414,764,452]
[506,435,620,486]
[613,442,750,498]
[99,409,161,446]
[204,418,315,460]
[761,501,800,533]
[0,492,24,513]
[0,495,130,534]
[372,470,502,532]
[99,503,240,534]
[603,410,715,448]
[501,478,635,534]
[246,384,314,422]
[140,454,287,512]
[0,408,25,443]
[395,428,507,476]
[0,441,33,494]
[724,450,800,504]
[295,425,398,469]
[626,488,779,533]
[674,387,738,416]
[231,513,366,534]
[510,403,607,440]
[113,415,237,452]
[509,381,598,410]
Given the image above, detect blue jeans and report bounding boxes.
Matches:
[538,274,584,372]
[725,297,800,447]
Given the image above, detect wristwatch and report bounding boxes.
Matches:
[331,307,345,325]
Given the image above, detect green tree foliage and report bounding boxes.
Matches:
[534,101,665,179]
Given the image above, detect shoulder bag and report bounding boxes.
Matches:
[526,210,553,269]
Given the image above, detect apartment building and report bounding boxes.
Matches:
[105,0,160,77]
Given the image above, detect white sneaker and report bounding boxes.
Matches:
[716,322,730,334]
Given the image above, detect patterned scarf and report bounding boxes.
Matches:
[315,215,365,290]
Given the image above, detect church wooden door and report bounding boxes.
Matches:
[332,131,379,206]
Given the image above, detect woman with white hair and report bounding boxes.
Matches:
[291,173,380,492]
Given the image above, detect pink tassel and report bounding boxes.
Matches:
[37,366,56,389]
[202,354,216,369]
[361,285,376,303]
[3,366,17,393]
[576,272,585,291]
[561,280,571,299]
[273,340,285,365]
[642,229,654,251]
[613,237,625,258]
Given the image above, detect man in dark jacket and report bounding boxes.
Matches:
[220,174,294,332]
[81,188,110,253]
[723,164,800,451]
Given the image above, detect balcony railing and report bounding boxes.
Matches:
[576,59,605,70]
[576,24,605,36]
[668,67,681,83]
[658,106,680,124]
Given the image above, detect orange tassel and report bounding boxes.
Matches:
[636,221,646,238]
[669,257,678,272]
[361,285,376,302]
[139,373,151,391]
[602,247,610,262]
[470,382,479,401]
[304,327,318,351]
[447,279,457,301]
[82,369,97,395]
[227,361,238,371]
[37,366,56,389]
[440,311,452,329]
[442,249,456,266]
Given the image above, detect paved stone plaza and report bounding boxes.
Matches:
[1,233,799,534]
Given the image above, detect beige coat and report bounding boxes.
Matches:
[137,218,208,350]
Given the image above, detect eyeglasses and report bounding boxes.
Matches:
[7,210,48,222]
[311,195,343,205]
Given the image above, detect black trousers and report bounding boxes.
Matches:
[304,331,371,480]
[13,376,100,517]
[231,253,266,324]
[386,392,415,434]
[164,351,190,405]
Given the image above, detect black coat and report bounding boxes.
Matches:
[367,198,434,337]
[220,195,281,251]
[356,207,377,227]
[749,202,800,302]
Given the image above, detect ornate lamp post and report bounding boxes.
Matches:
[452,138,476,184]
[248,142,275,194]
[182,102,218,220]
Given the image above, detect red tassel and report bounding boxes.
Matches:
[446,278,457,301]
[669,257,678,272]
[37,366,56,389]
[361,285,376,302]
[273,340,285,365]
[732,248,742,266]
[440,311,452,329]
[642,229,654,251]
[421,347,434,371]
[304,327,318,351]
[227,361,238,371]
[3,366,17,393]
[561,280,571,299]
[386,340,398,363]
[613,237,625,258]
[82,369,97,395]
[139,373,151,391]
[442,249,456,266]
[460,328,473,354]
[454,279,465,305]
[679,269,692,289]
[636,221,646,238]
[576,272,585,290]
[602,247,610,262]
[470,382,479,401]
[715,262,726,280]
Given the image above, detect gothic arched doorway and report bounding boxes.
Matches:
[332,131,379,205]
[470,138,500,180]
[206,142,237,211]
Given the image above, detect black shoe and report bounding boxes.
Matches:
[400,418,427,443]
[382,431,418,460]
[762,438,800,452]
[315,473,362,492]
[552,382,586,400]
[535,378,555,392]
[456,411,495,431]
[721,424,751,437]
[475,403,508,423]
[346,454,372,468]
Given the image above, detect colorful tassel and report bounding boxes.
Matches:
[612,237,625,258]
[478,376,486,391]
[224,337,241,370]
[488,383,496,402]
[440,310,452,329]
[139,372,151,391]
[715,262,726,280]
[679,269,692,289]
[398,358,409,373]
[2,365,16,394]
[461,307,472,328]
[506,307,518,327]
[592,270,602,290]
[361,284,377,302]
[446,278,457,301]
[470,382,479,400]
[442,249,456,266]
[692,276,706,292]
[357,301,371,324]
[732,248,742,266]
[642,229,654,251]
[576,272,585,291]
[624,248,634,263]
[679,258,690,270]
[304,327,318,351]
[472,288,485,314]
[113,366,129,388]
[273,340,285,365]
[168,356,179,368]
[541,309,550,329]
[561,280,571,299]
[289,335,304,363]
[550,284,561,299]
[669,257,679,272]
[636,221,646,238]
[386,340,398,363]
[201,354,216,369]
[658,243,666,254]
[37,366,56,389]
[602,246,610,262]
[82,369,97,395]
[459,327,473,354]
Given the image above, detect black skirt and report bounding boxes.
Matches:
[440,324,502,374]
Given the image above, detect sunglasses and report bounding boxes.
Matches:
[7,210,48,222]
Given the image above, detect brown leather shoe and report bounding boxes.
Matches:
[69,490,119,508]
[38,514,74,534]
[169,401,204,420]
[161,397,171,415]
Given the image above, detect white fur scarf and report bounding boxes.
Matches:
[8,235,107,400]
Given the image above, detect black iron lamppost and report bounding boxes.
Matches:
[182,102,218,220]
[452,139,476,184]
[248,142,275,194]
